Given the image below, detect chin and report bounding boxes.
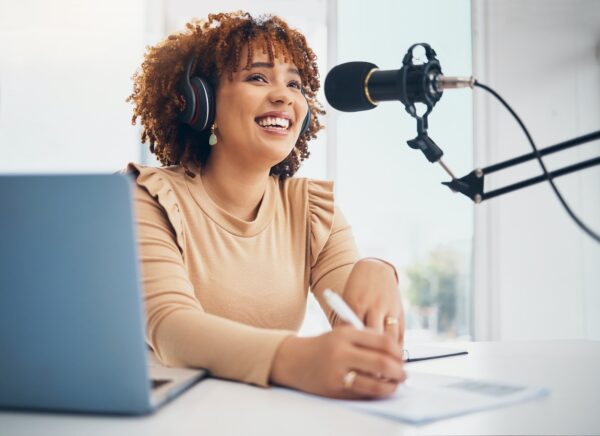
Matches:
[256,144,296,168]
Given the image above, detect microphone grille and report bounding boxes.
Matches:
[324,62,379,112]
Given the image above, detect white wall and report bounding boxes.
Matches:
[0,1,145,173]
[472,0,600,340]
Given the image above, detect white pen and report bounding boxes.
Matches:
[323,288,365,330]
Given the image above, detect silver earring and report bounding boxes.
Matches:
[209,123,218,146]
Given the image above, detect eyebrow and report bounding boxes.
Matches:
[248,62,301,77]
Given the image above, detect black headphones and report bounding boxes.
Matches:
[179,57,311,137]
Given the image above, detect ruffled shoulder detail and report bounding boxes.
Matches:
[307,179,335,267]
[125,163,186,254]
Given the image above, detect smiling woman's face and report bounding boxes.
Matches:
[212,43,309,171]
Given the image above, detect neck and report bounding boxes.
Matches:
[200,153,271,222]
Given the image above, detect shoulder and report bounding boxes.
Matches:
[276,176,334,205]
[123,162,188,196]
[274,176,334,220]
[123,162,188,251]
[277,176,336,264]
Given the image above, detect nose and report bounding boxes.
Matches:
[268,83,294,106]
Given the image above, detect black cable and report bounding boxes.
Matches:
[473,81,600,243]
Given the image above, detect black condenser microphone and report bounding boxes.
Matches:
[324,49,474,113]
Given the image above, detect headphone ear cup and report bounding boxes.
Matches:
[299,109,311,137]
[299,95,311,137]
[179,67,197,125]
[188,77,215,132]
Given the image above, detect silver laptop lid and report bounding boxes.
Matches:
[0,173,153,414]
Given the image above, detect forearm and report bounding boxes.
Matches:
[152,308,294,387]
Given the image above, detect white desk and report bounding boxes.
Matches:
[1,340,599,435]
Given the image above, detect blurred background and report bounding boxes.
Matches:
[1,0,598,343]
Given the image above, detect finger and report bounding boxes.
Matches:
[396,301,405,348]
[346,372,402,399]
[347,347,405,381]
[365,308,385,334]
[383,314,400,342]
[384,302,405,343]
[380,307,405,347]
[345,328,404,361]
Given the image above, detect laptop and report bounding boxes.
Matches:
[0,173,207,415]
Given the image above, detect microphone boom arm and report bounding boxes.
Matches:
[442,130,600,203]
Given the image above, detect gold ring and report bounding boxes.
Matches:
[342,370,357,389]
[384,316,399,327]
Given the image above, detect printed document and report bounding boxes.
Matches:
[280,370,549,425]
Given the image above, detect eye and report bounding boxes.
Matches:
[246,73,267,83]
[288,80,302,90]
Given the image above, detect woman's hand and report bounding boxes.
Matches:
[340,258,404,345]
[270,326,406,399]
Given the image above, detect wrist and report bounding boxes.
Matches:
[269,335,306,388]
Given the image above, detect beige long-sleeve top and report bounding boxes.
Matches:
[125,163,360,387]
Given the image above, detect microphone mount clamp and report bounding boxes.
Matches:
[401,43,455,179]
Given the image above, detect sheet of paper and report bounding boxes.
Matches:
[341,371,549,424]
[279,371,549,426]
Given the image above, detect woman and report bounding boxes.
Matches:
[126,11,405,399]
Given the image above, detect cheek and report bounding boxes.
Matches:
[297,98,309,126]
[215,105,249,140]
[215,91,259,133]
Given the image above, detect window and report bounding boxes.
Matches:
[333,0,473,341]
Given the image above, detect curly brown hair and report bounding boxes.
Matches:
[127,11,325,178]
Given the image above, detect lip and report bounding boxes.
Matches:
[256,124,291,136]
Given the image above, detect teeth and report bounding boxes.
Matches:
[256,116,290,129]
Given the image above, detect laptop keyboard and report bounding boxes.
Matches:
[151,379,171,390]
